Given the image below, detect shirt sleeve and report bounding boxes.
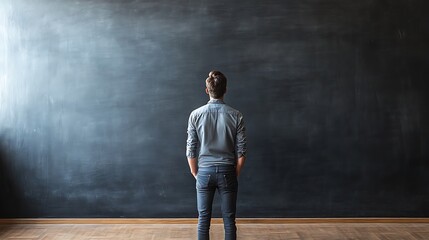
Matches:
[186,113,199,158]
[236,113,247,158]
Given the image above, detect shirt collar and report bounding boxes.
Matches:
[208,99,225,104]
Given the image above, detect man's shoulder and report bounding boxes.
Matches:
[219,104,243,117]
[223,104,242,116]
[190,104,209,116]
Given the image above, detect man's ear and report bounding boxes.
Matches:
[205,88,209,95]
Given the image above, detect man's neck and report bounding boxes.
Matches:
[209,97,224,101]
[208,98,225,104]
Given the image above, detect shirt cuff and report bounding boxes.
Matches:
[186,150,197,158]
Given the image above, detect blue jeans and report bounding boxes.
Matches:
[196,165,238,240]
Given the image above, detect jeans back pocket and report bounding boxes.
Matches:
[196,173,211,189]
[222,173,238,189]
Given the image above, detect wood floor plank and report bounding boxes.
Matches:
[1,223,429,239]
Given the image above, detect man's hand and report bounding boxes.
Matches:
[188,157,198,179]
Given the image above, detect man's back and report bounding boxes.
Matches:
[187,99,246,167]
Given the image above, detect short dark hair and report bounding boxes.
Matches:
[206,70,227,99]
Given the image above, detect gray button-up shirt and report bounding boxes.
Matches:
[186,99,247,167]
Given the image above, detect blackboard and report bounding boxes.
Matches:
[0,0,428,218]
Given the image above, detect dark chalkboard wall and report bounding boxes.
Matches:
[0,0,428,218]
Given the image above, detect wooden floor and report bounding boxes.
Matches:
[0,222,429,240]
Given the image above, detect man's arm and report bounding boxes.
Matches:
[186,113,199,178]
[236,113,247,176]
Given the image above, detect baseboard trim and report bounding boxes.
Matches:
[0,218,428,224]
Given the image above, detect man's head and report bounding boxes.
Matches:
[205,70,227,99]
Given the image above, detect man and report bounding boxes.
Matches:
[186,70,247,240]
